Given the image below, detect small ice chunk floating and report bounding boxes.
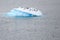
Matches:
[5,7,42,17]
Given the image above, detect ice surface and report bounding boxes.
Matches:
[5,7,42,17]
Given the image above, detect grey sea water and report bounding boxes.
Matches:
[0,0,60,40]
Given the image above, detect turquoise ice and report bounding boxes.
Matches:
[5,9,33,17]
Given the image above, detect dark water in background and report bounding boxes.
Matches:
[0,0,60,40]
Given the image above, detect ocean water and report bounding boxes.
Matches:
[0,0,60,40]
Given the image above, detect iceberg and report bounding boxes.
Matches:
[5,7,42,17]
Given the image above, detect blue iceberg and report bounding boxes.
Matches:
[5,7,42,17]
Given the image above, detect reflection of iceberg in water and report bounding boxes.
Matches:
[5,7,42,17]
